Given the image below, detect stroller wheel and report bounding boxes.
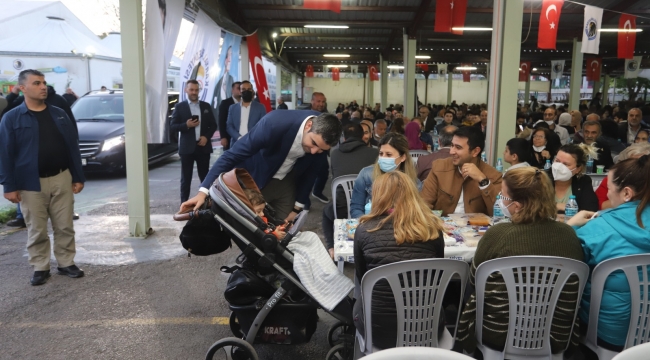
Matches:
[205,337,258,360]
[327,321,352,347]
[325,343,353,360]
[229,312,244,337]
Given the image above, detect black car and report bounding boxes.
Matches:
[72,90,179,173]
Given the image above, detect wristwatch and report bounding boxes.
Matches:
[478,178,490,187]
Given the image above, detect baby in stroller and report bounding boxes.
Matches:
[243,188,287,241]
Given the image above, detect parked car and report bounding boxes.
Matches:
[71,90,179,173]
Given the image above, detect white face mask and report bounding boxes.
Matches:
[545,120,555,126]
[498,198,514,218]
[551,162,576,181]
[532,145,546,152]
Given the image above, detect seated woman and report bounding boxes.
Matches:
[548,144,599,213]
[528,127,560,169]
[405,121,427,151]
[635,129,650,143]
[503,137,531,171]
[353,170,445,349]
[350,133,420,218]
[456,167,584,355]
[596,143,650,210]
[568,155,650,351]
[389,117,405,134]
[412,117,434,150]
[360,119,378,147]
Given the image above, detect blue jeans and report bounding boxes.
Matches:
[16,203,23,219]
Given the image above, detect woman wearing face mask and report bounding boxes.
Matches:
[567,155,650,352]
[456,167,584,356]
[349,133,419,218]
[547,144,599,212]
[528,128,559,169]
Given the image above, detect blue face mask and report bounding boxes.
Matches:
[378,156,399,172]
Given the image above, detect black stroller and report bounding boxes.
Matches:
[191,169,355,360]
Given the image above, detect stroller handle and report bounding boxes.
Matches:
[173,210,198,221]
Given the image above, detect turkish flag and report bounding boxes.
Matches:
[434,0,468,35]
[461,64,471,82]
[519,61,531,82]
[538,0,564,49]
[417,64,429,72]
[246,33,272,112]
[369,64,379,81]
[585,57,602,81]
[332,67,340,81]
[618,14,637,59]
[303,0,341,13]
[306,65,314,78]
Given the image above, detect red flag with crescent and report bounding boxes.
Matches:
[434,0,468,35]
[306,64,314,78]
[369,64,379,81]
[461,64,471,82]
[519,61,531,82]
[332,67,340,81]
[246,32,271,112]
[585,57,602,81]
[303,0,341,13]
[417,64,429,72]
[538,0,564,49]
[618,14,637,59]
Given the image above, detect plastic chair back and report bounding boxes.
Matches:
[361,346,475,360]
[358,258,469,354]
[331,175,357,219]
[612,342,650,360]
[585,254,650,356]
[474,256,589,360]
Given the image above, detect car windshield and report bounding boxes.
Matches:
[72,96,124,122]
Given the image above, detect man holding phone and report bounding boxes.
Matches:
[171,80,217,203]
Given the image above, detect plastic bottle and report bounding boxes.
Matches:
[586,156,594,174]
[433,141,439,152]
[481,151,487,163]
[565,195,579,223]
[544,159,551,170]
[364,201,372,215]
[496,158,503,172]
[493,195,504,220]
[433,127,438,136]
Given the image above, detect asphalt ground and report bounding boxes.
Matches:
[0,154,352,360]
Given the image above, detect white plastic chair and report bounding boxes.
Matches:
[361,346,474,360]
[612,342,650,360]
[331,175,357,219]
[474,256,589,360]
[410,150,429,164]
[355,258,469,357]
[583,254,650,360]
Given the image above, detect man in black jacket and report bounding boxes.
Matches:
[2,85,77,134]
[216,81,241,151]
[618,108,649,145]
[321,123,378,258]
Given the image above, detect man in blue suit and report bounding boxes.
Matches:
[180,111,342,221]
[170,80,217,203]
[226,80,267,147]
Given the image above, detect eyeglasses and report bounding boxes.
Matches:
[532,135,545,140]
[498,192,513,201]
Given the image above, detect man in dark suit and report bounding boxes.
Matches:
[416,125,457,181]
[276,97,288,110]
[226,80,267,147]
[473,110,488,139]
[171,80,217,203]
[419,105,436,133]
[618,108,649,146]
[217,81,241,151]
[180,111,342,221]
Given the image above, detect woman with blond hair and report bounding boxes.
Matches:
[456,167,584,356]
[353,170,446,349]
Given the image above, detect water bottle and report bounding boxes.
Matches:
[481,151,487,163]
[433,141,439,152]
[364,201,372,215]
[433,127,438,136]
[544,159,551,170]
[565,195,578,223]
[586,156,594,174]
[496,158,503,172]
[493,195,504,220]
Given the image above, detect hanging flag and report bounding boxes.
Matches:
[246,32,272,112]
[461,64,471,82]
[438,63,448,80]
[624,56,642,79]
[585,57,602,81]
[332,67,340,81]
[434,0,468,35]
[369,64,379,81]
[417,64,429,72]
[550,60,565,80]
[306,64,314,78]
[538,0,564,50]
[519,61,531,82]
[303,0,341,13]
[581,5,603,54]
[618,14,637,59]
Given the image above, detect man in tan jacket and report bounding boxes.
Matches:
[421,126,501,216]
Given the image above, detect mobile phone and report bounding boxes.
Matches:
[191,115,199,121]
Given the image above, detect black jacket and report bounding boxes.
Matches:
[218,97,236,144]
[2,87,77,134]
[546,171,599,212]
[170,100,217,155]
[353,217,444,349]
[617,122,650,145]
[277,103,288,110]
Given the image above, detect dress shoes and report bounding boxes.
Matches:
[7,218,26,228]
[57,265,84,278]
[30,270,51,286]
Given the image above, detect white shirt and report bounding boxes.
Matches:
[273,116,314,181]
[454,190,465,214]
[188,100,201,141]
[628,125,638,144]
[239,102,251,138]
[554,125,570,145]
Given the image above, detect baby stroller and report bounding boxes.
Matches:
[199,169,355,360]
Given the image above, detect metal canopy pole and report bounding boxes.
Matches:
[380,54,388,110]
[403,32,416,117]
[119,0,151,238]
[569,38,584,111]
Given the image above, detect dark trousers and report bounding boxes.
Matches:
[180,150,210,203]
[260,170,296,220]
[312,157,329,196]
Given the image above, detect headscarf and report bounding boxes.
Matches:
[558,112,572,127]
[405,121,423,150]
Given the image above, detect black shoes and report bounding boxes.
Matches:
[7,218,26,228]
[57,265,84,278]
[311,192,330,204]
[73,213,80,220]
[30,271,51,286]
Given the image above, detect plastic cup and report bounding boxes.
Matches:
[596,165,605,174]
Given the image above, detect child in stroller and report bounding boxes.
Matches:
[243,188,287,241]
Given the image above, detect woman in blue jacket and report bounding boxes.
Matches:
[568,155,650,349]
[350,133,421,218]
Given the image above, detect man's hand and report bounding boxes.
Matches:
[197,136,208,146]
[220,138,229,148]
[461,163,486,182]
[4,191,21,203]
[72,183,84,194]
[180,192,208,212]
[285,211,299,222]
[328,248,335,260]
[186,118,200,128]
